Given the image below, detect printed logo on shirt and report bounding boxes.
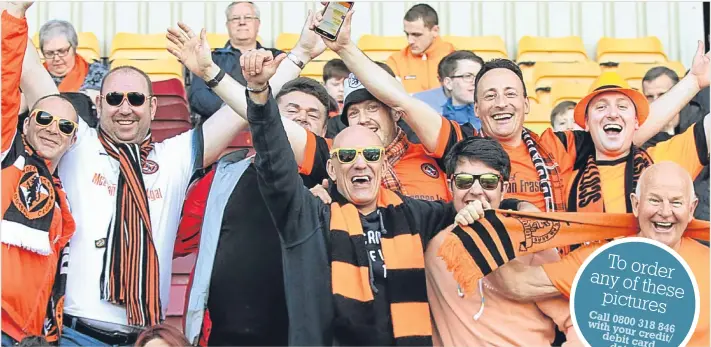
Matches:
[13,165,55,220]
[92,172,164,200]
[364,228,387,278]
[404,75,417,80]
[142,159,159,175]
[420,163,440,179]
[511,215,563,252]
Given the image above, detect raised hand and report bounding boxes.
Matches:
[2,2,34,18]
[690,40,711,89]
[291,10,327,61]
[166,22,214,80]
[309,3,355,53]
[240,49,287,87]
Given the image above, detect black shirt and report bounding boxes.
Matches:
[206,165,288,346]
[360,210,394,345]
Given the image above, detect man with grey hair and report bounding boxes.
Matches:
[188,1,283,120]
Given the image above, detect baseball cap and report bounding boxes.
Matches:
[340,73,378,126]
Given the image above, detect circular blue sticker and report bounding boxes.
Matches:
[571,238,699,347]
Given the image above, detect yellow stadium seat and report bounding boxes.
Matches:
[596,36,668,64]
[300,61,327,82]
[33,32,102,63]
[206,33,230,50]
[357,35,408,62]
[275,33,300,51]
[443,35,508,61]
[526,99,551,123]
[532,61,601,107]
[548,80,592,108]
[110,33,174,60]
[532,61,601,91]
[110,58,184,83]
[614,61,686,91]
[517,36,588,63]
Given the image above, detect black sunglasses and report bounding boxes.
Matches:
[452,173,502,191]
[103,92,147,107]
[329,147,384,164]
[32,109,77,136]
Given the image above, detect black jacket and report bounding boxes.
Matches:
[247,92,460,345]
[189,41,283,118]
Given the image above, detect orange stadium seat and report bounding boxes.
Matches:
[111,58,184,82]
[228,129,255,157]
[532,61,601,106]
[614,61,687,91]
[110,33,175,60]
[301,61,327,82]
[548,80,592,109]
[33,32,102,63]
[166,254,196,329]
[442,35,508,61]
[596,36,668,65]
[517,36,588,63]
[357,35,408,62]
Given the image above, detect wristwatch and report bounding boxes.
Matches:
[206,69,226,88]
[247,83,270,93]
[286,52,305,70]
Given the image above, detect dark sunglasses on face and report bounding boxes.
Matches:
[103,92,147,107]
[330,147,385,164]
[452,173,502,191]
[32,109,77,136]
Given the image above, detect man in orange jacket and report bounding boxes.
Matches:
[1,2,78,345]
[386,4,454,94]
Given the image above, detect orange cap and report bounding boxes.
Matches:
[573,72,649,129]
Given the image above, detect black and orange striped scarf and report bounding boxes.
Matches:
[438,210,711,295]
[568,146,653,213]
[329,187,432,345]
[98,129,161,327]
[381,128,408,194]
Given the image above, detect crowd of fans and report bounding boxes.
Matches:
[1,1,710,347]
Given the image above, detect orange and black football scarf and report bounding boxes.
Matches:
[568,146,653,213]
[329,187,431,346]
[438,210,710,295]
[521,128,567,212]
[98,129,161,327]
[382,127,408,194]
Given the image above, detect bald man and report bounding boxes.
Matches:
[241,46,542,344]
[488,162,710,346]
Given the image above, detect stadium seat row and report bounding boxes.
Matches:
[34,31,672,66]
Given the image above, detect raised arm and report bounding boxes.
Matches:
[20,34,59,111]
[167,13,326,168]
[2,3,31,156]
[633,41,710,146]
[312,7,454,153]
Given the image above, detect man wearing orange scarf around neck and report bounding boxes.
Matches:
[1,2,78,345]
[485,162,710,347]
[566,43,710,214]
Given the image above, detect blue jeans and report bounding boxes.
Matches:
[1,333,17,347]
[59,326,111,347]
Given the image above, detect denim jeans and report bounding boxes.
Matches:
[59,326,111,347]
[1,333,17,347]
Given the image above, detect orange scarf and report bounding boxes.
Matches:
[44,54,89,92]
[438,210,710,295]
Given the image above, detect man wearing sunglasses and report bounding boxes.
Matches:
[1,2,77,345]
[48,15,327,347]
[425,137,581,346]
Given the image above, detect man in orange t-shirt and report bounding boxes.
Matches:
[488,162,710,347]
[385,4,454,94]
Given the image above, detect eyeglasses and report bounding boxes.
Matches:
[43,46,72,60]
[450,73,476,83]
[329,147,384,164]
[31,109,77,136]
[228,15,259,23]
[452,173,502,190]
[102,92,148,107]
